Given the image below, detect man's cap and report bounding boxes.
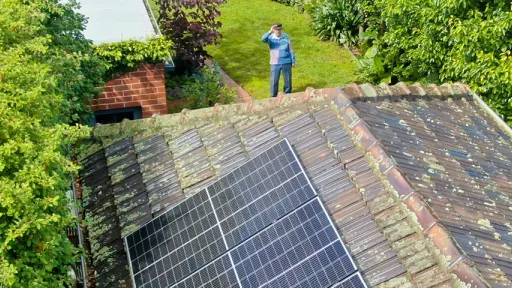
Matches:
[273,23,282,29]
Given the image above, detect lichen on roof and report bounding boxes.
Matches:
[77,82,512,287]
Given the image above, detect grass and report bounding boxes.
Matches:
[206,0,358,99]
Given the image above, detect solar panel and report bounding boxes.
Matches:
[125,191,227,287]
[230,198,356,288]
[125,138,365,288]
[208,140,316,248]
[332,272,368,288]
[171,254,240,288]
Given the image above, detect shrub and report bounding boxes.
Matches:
[0,0,95,286]
[157,0,226,70]
[166,62,236,109]
[361,0,512,124]
[94,37,173,81]
[36,0,105,123]
[311,0,363,46]
[355,39,391,84]
[271,0,322,14]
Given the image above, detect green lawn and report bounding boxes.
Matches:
[207,0,358,99]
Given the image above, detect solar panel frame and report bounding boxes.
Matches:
[332,272,368,288]
[124,138,363,288]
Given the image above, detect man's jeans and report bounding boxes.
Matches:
[270,64,292,97]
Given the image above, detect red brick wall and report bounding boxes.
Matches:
[90,63,167,118]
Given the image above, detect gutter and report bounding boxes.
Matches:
[142,0,175,71]
[71,177,88,288]
[142,0,162,36]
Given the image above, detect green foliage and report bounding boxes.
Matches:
[311,0,363,46]
[0,0,94,286]
[271,0,322,14]
[94,36,173,81]
[166,62,236,109]
[32,0,105,123]
[357,0,384,36]
[362,0,512,124]
[206,0,358,99]
[355,40,391,84]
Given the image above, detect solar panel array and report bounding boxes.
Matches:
[125,139,367,288]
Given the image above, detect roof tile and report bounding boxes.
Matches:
[79,83,512,287]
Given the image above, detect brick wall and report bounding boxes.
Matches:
[90,63,167,118]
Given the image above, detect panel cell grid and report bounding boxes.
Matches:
[125,139,367,288]
[231,198,356,288]
[126,191,226,287]
[171,254,240,288]
[208,140,316,248]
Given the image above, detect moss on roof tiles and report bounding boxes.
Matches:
[106,151,135,167]
[180,168,215,189]
[197,122,232,138]
[91,239,123,264]
[121,224,141,238]
[113,183,144,205]
[233,115,268,133]
[91,196,116,215]
[88,217,119,240]
[117,194,148,215]
[79,84,512,286]
[94,123,122,138]
[110,164,140,185]
[76,141,104,162]
[118,205,150,229]
[374,205,408,228]
[374,276,413,288]
[121,117,155,135]
[140,157,174,179]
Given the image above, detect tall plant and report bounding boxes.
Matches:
[311,0,363,46]
[157,0,226,71]
[37,0,105,122]
[364,0,512,124]
[0,0,96,286]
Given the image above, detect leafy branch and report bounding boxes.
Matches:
[94,36,173,80]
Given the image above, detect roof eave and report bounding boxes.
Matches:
[464,84,512,139]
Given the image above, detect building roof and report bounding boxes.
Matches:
[78,0,157,44]
[78,83,512,288]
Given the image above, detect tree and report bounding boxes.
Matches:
[360,0,512,125]
[0,0,100,286]
[157,0,226,71]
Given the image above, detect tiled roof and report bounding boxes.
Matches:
[78,83,512,288]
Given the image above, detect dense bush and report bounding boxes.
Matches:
[0,0,97,286]
[271,0,321,14]
[37,0,105,123]
[272,0,363,46]
[166,62,236,109]
[311,0,362,46]
[94,37,173,80]
[359,0,512,124]
[157,0,226,70]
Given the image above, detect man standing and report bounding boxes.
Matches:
[262,23,296,98]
